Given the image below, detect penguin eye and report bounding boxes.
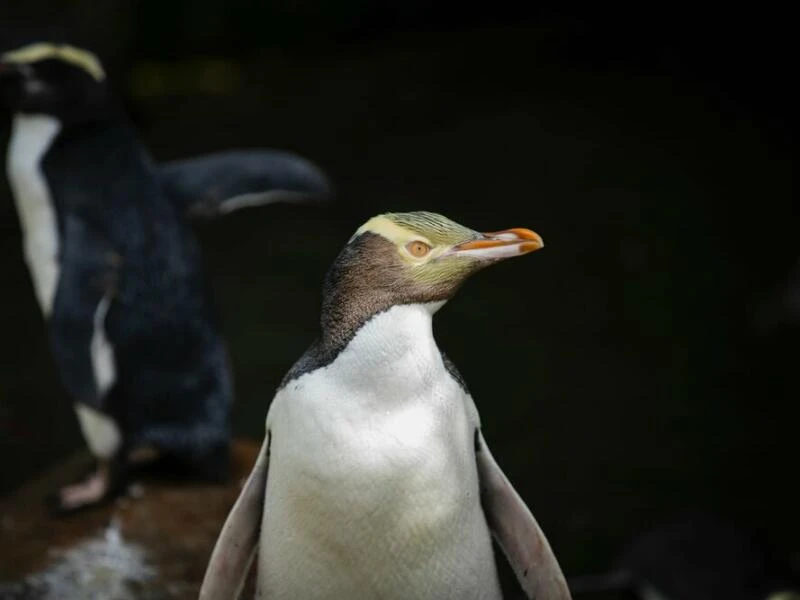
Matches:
[406,240,432,258]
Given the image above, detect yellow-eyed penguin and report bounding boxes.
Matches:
[200,211,572,599]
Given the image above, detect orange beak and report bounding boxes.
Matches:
[450,228,544,260]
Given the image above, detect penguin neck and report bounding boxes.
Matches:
[6,113,62,174]
[328,302,446,376]
[281,234,456,387]
[317,233,454,358]
[320,298,444,357]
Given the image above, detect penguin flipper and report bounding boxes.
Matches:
[45,218,126,514]
[475,430,572,600]
[50,216,120,411]
[200,433,270,599]
[158,149,333,218]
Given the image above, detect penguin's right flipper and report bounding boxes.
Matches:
[158,149,333,218]
[475,430,573,600]
[200,433,270,600]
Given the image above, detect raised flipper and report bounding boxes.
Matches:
[200,433,271,599]
[475,430,572,600]
[158,149,333,218]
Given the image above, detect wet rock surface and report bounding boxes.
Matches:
[0,439,260,599]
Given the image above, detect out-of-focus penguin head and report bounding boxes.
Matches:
[0,42,114,124]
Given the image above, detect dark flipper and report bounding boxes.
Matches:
[158,149,333,218]
[49,215,120,412]
[475,430,572,600]
[45,217,127,516]
[200,433,270,600]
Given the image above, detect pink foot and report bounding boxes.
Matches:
[46,463,121,515]
[58,469,109,510]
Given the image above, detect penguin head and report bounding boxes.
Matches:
[0,42,112,124]
[324,211,543,312]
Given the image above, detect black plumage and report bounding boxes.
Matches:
[1,42,332,512]
[45,120,233,472]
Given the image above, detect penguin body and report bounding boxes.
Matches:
[201,212,571,599]
[1,42,332,512]
[34,113,232,467]
[262,302,500,599]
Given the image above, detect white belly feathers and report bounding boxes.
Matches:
[259,304,500,599]
[6,113,62,316]
[6,113,121,458]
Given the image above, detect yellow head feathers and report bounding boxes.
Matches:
[1,43,105,81]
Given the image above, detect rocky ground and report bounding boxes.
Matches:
[0,440,259,599]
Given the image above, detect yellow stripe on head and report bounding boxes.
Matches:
[352,212,480,247]
[2,43,105,81]
[353,215,434,247]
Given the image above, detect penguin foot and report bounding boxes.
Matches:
[58,469,108,507]
[45,461,127,516]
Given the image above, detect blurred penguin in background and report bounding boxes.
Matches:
[568,514,800,600]
[0,41,333,514]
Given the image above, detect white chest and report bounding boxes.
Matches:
[6,114,62,316]
[259,304,499,599]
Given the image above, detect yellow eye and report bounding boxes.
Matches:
[406,240,431,258]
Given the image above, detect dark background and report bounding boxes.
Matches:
[1,0,798,583]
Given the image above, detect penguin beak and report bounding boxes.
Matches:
[449,228,543,261]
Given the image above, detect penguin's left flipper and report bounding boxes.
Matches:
[475,430,573,600]
[50,217,121,416]
[199,433,270,600]
[46,217,126,515]
[158,149,333,218]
